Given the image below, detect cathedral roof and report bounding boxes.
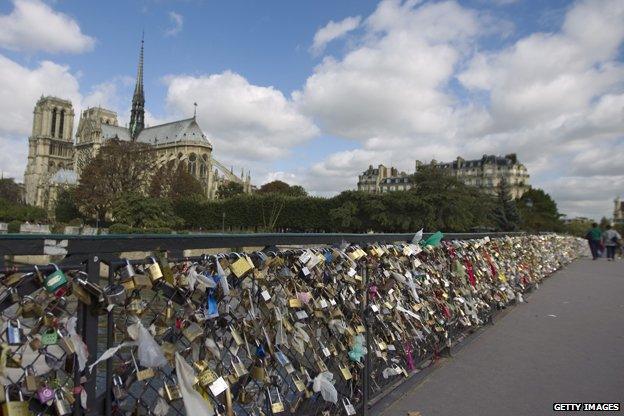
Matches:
[136,117,212,148]
[101,124,131,141]
[51,169,78,185]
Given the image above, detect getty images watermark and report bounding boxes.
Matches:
[553,403,620,412]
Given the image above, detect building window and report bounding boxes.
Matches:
[51,108,57,137]
[59,109,65,139]
[188,154,197,176]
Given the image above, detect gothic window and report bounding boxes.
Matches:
[59,110,65,139]
[188,154,197,176]
[50,143,56,156]
[51,108,57,137]
[200,163,206,178]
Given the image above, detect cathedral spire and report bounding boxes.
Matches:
[129,32,145,140]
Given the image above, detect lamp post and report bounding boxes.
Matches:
[222,212,226,233]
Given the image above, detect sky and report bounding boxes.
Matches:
[0,0,622,220]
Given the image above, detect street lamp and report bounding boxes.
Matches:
[222,212,226,233]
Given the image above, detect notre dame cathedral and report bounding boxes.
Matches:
[23,38,252,211]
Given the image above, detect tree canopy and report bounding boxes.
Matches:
[257,180,307,197]
[216,181,245,199]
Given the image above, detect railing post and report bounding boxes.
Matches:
[82,254,101,415]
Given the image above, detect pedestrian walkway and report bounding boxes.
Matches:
[376,258,624,416]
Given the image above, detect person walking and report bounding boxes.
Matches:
[602,224,622,261]
[586,223,602,260]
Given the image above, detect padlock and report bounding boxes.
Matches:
[41,328,59,345]
[59,332,76,355]
[54,390,72,415]
[104,284,126,306]
[131,350,155,381]
[343,398,356,415]
[24,367,38,392]
[112,375,128,400]
[164,380,181,402]
[229,255,253,278]
[132,273,152,290]
[197,368,218,388]
[36,384,55,404]
[146,257,163,282]
[6,319,22,345]
[43,264,68,293]
[120,259,136,280]
[230,356,248,378]
[182,321,203,343]
[9,287,19,303]
[269,387,285,414]
[2,386,29,416]
[20,295,41,318]
[292,375,306,392]
[251,361,267,381]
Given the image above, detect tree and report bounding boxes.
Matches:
[492,179,520,231]
[411,165,493,232]
[517,188,563,232]
[0,178,22,204]
[112,193,182,229]
[75,139,156,222]
[599,216,610,229]
[54,188,82,223]
[150,163,204,201]
[217,182,244,199]
[257,180,307,197]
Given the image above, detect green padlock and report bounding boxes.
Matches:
[40,329,58,346]
[44,264,68,293]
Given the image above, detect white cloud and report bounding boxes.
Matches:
[164,71,318,163]
[0,53,82,179]
[0,0,94,53]
[165,11,184,37]
[311,15,361,55]
[292,0,624,219]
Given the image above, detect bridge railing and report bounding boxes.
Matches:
[0,232,580,416]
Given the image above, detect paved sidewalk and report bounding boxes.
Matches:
[376,258,624,416]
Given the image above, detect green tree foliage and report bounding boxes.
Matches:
[517,188,563,232]
[0,198,47,222]
[216,182,245,199]
[150,163,205,201]
[111,193,182,229]
[75,139,156,222]
[562,218,593,237]
[54,188,82,223]
[257,180,308,197]
[492,179,521,231]
[0,178,22,204]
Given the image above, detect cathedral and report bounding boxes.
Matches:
[23,38,252,211]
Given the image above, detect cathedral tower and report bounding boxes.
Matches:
[23,96,75,207]
[129,34,145,140]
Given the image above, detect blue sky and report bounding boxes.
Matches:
[0,0,622,220]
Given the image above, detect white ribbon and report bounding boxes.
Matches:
[66,317,89,371]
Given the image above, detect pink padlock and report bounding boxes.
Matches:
[37,385,55,404]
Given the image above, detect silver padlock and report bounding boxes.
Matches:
[6,319,22,345]
[54,390,72,415]
[103,284,126,306]
[120,259,135,280]
[343,398,356,415]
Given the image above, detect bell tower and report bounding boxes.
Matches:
[24,96,75,207]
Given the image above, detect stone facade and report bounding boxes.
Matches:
[23,40,251,213]
[357,165,411,194]
[357,154,530,199]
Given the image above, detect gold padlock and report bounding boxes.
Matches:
[146,257,163,282]
[197,368,218,387]
[164,381,181,402]
[339,363,353,381]
[229,256,253,278]
[132,274,152,289]
[269,388,285,414]
[182,321,203,343]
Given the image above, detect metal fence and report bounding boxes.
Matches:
[0,232,581,416]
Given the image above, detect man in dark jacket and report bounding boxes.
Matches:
[586,223,602,260]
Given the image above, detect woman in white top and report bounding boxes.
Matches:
[602,225,622,261]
